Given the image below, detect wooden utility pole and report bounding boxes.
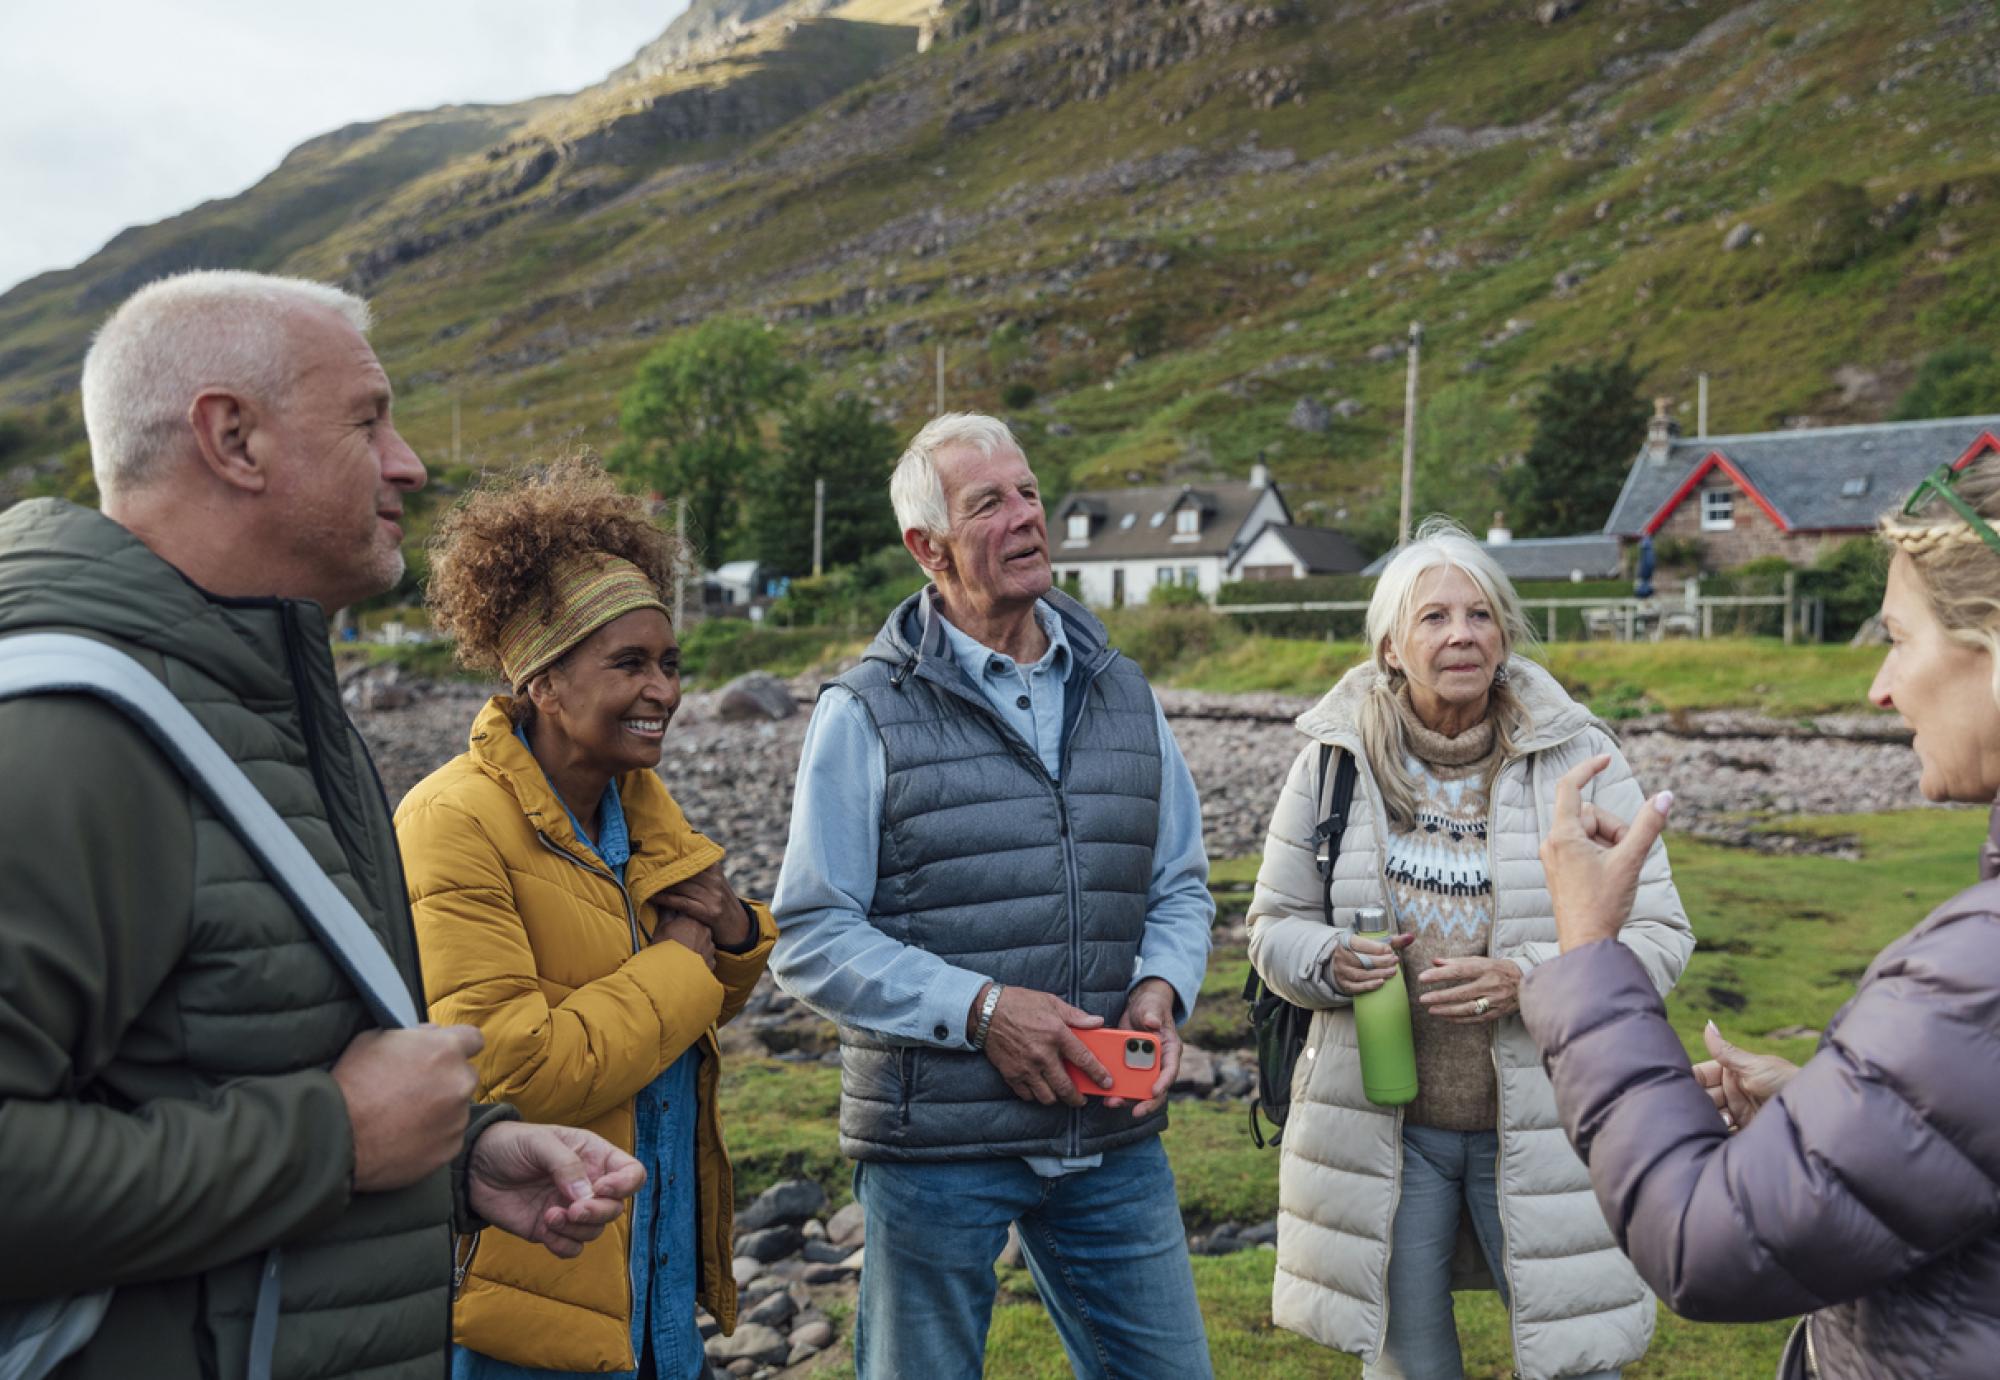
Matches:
[450,397,461,470]
[673,496,688,629]
[1698,372,1710,438]
[812,478,825,578]
[1397,321,1422,546]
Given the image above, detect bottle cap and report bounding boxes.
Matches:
[1356,905,1387,927]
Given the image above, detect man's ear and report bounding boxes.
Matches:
[187,388,269,494]
[903,526,950,575]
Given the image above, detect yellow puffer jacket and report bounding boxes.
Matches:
[395,696,774,1372]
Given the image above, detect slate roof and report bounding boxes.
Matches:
[1360,533,1625,582]
[1239,523,1371,575]
[1602,415,2000,537]
[1052,481,1286,561]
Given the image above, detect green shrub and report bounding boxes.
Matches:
[1097,606,1244,680]
[1000,381,1037,409]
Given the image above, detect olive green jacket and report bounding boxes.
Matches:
[0,499,493,1379]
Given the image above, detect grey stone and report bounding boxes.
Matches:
[801,1239,853,1265]
[716,672,796,722]
[825,1201,866,1247]
[789,1318,835,1351]
[735,1178,828,1233]
[801,1261,858,1285]
[1287,396,1331,434]
[744,1289,798,1329]
[997,1222,1024,1269]
[1173,1045,1216,1095]
[1241,1220,1279,1246]
[706,1323,790,1368]
[1723,222,1755,251]
[731,1255,764,1289]
[787,1341,820,1366]
[736,1225,802,1264]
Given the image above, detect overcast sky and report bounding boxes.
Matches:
[0,1,689,295]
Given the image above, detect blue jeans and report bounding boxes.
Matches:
[1367,1124,1618,1380]
[852,1137,1212,1380]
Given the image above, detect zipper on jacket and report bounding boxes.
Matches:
[277,608,368,875]
[915,644,1118,1161]
[1056,788,1086,1157]
[1485,762,1525,1366]
[898,1047,915,1127]
[534,832,643,953]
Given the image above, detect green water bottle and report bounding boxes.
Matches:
[1351,905,1418,1107]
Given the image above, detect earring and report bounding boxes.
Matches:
[1492,663,1510,688]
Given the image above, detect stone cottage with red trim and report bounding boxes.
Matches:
[1603,405,2000,568]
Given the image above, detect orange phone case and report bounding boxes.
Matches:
[1064,1026,1164,1100]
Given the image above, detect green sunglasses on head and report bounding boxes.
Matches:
[1902,458,2000,558]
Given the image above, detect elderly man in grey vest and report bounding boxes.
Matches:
[771,413,1214,1379]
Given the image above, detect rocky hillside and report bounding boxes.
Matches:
[3,0,1997,541]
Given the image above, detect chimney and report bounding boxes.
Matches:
[1249,461,1271,490]
[1487,510,1512,545]
[1646,396,1680,463]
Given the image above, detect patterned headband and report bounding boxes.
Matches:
[497,554,668,688]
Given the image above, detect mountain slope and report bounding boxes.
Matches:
[3,0,1997,553]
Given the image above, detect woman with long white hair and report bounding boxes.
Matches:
[1246,517,1694,1378]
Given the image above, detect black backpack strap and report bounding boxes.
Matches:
[1310,747,1359,926]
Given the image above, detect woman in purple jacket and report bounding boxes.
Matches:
[1517,451,2000,1380]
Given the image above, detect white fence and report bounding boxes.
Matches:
[1217,573,1825,644]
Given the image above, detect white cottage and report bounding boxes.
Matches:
[1050,465,1339,606]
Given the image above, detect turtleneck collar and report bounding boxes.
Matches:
[1392,680,1497,769]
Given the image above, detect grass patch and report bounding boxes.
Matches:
[1156,636,1887,719]
[724,808,1981,1374]
[986,1252,1797,1378]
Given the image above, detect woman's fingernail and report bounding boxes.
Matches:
[1653,790,1675,816]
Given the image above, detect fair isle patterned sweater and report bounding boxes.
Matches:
[1384,693,1500,1131]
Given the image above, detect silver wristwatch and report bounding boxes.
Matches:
[970,982,1004,1050]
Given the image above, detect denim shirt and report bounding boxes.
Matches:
[454,736,704,1380]
[770,598,1213,1174]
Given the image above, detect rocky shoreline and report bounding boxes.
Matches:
[345,664,1933,1375]
[349,666,1935,903]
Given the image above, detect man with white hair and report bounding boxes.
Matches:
[771,413,1214,1378]
[0,271,644,1380]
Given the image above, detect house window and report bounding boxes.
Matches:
[1156,566,1174,587]
[1701,489,1734,531]
[1065,513,1091,542]
[1175,508,1201,536]
[1179,566,1199,587]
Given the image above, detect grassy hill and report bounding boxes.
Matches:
[3,0,1997,554]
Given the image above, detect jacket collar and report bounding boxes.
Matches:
[464,695,722,898]
[864,585,1112,680]
[1294,655,1597,757]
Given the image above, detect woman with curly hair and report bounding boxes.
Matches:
[396,455,773,1380]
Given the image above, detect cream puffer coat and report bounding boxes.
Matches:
[1246,657,1694,1379]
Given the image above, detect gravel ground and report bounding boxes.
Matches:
[351,671,1937,901]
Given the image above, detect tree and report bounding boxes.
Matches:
[1505,351,1649,537]
[744,392,902,575]
[1891,344,2000,421]
[610,318,803,558]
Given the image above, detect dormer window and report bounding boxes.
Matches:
[1066,512,1091,542]
[1175,508,1200,536]
[1841,476,1869,497]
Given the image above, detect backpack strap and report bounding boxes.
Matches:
[1310,746,1360,927]
[0,633,419,1030]
[0,632,426,1380]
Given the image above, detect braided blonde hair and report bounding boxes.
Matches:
[1879,455,2000,708]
